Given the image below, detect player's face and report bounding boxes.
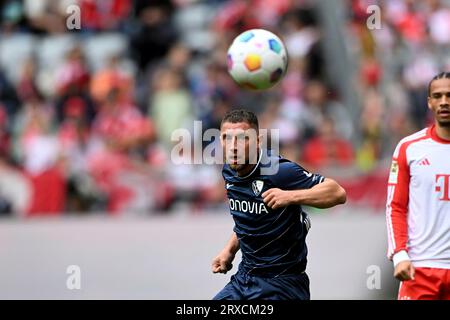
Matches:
[428,78,450,127]
[220,121,259,171]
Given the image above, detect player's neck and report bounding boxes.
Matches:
[236,148,261,177]
[435,122,450,141]
[236,164,257,177]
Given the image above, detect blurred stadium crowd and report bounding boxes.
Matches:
[0,0,449,216]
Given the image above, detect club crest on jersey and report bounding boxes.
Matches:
[252,180,264,196]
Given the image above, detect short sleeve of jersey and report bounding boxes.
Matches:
[270,161,325,190]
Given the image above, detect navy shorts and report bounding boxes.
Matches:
[213,270,310,300]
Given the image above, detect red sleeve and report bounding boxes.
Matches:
[386,142,410,260]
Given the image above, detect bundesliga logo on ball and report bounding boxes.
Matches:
[227,29,288,90]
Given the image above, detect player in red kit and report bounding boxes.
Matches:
[386,72,450,300]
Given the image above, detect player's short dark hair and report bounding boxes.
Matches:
[220,109,259,131]
[428,72,450,97]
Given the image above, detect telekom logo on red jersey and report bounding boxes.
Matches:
[435,174,450,201]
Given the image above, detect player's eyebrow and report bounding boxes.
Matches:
[221,131,252,142]
[431,91,450,97]
[222,132,247,138]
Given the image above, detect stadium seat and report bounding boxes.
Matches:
[36,34,77,70]
[82,33,127,71]
[0,34,36,84]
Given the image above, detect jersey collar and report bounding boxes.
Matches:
[429,124,450,144]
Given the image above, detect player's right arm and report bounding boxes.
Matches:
[262,161,345,209]
[386,141,414,281]
[211,233,240,274]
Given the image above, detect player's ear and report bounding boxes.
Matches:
[427,96,432,111]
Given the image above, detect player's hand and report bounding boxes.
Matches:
[394,260,415,281]
[262,188,293,210]
[211,250,235,274]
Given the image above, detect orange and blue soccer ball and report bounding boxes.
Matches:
[227,29,288,90]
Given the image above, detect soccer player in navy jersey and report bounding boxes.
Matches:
[212,109,347,300]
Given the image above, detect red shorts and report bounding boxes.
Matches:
[398,267,450,300]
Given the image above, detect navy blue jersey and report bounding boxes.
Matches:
[222,149,324,277]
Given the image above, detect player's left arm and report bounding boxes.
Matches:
[263,178,346,209]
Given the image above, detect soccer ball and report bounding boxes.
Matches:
[227,29,288,90]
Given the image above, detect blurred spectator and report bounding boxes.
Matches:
[92,86,154,159]
[191,60,237,122]
[88,87,155,213]
[0,157,32,216]
[0,105,9,156]
[129,0,178,71]
[58,95,99,212]
[0,101,29,217]
[359,56,382,89]
[356,89,384,172]
[259,96,303,146]
[79,0,131,32]
[55,93,96,126]
[213,0,294,33]
[427,0,450,46]
[213,0,261,33]
[11,93,66,215]
[393,0,427,46]
[53,45,96,125]
[137,42,193,112]
[278,59,317,143]
[24,0,74,34]
[55,45,90,96]
[166,140,224,211]
[0,0,26,34]
[11,93,55,167]
[17,57,41,102]
[149,67,193,150]
[303,80,354,140]
[200,90,231,149]
[301,117,354,170]
[402,50,439,129]
[0,68,20,119]
[282,7,319,60]
[90,54,133,105]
